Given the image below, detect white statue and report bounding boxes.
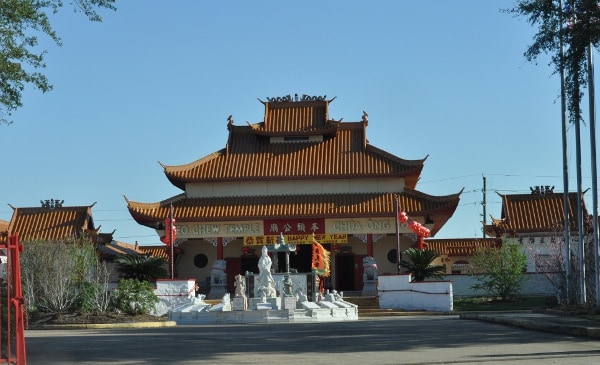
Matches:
[296,290,308,303]
[234,274,246,298]
[363,256,378,281]
[257,245,276,298]
[211,259,227,285]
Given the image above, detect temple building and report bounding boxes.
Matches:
[126,95,462,294]
[1,199,113,245]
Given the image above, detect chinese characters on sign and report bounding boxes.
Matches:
[170,217,400,239]
[244,234,348,246]
[264,218,325,235]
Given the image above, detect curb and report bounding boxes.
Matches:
[460,313,600,339]
[28,321,177,330]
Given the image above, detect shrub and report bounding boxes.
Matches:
[399,248,445,281]
[116,254,168,282]
[113,279,159,315]
[470,241,527,301]
[20,236,113,314]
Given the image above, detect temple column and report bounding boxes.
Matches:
[217,237,224,260]
[355,234,384,256]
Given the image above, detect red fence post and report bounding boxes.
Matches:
[1,234,26,365]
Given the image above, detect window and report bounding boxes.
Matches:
[193,254,208,268]
[451,260,470,274]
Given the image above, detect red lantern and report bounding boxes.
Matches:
[398,211,408,224]
[160,217,177,245]
[408,220,419,234]
[422,227,431,238]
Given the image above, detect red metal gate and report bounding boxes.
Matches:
[1,234,26,365]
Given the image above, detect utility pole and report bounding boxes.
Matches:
[587,38,600,306]
[481,175,487,238]
[559,0,571,305]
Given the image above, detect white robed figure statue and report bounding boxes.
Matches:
[257,245,276,298]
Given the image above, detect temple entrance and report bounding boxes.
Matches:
[274,244,312,273]
[336,253,355,291]
[241,255,259,275]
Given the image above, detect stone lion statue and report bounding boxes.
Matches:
[210,259,227,285]
[362,256,378,281]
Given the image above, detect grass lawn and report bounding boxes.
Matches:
[454,296,551,312]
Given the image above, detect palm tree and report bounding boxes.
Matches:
[115,254,168,282]
[399,248,445,282]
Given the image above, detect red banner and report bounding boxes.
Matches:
[263,218,325,235]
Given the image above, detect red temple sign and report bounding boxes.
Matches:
[264,218,325,235]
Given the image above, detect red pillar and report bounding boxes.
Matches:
[367,234,374,257]
[217,237,224,260]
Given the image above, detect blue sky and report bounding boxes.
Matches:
[1,1,596,245]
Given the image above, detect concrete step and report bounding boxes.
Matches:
[358,308,437,317]
[343,296,379,308]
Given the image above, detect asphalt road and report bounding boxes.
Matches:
[25,315,600,365]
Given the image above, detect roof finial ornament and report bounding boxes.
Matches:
[530,185,554,196]
[227,115,234,126]
[41,199,64,209]
[362,111,368,125]
[265,94,327,102]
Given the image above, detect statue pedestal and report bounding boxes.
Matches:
[282,296,297,310]
[208,284,227,299]
[232,296,248,311]
[249,297,280,310]
[362,280,378,296]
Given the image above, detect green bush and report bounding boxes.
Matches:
[470,241,527,301]
[113,279,159,315]
[75,282,111,313]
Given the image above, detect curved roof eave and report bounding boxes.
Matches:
[126,190,461,231]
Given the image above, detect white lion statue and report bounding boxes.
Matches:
[363,256,378,281]
[210,259,227,285]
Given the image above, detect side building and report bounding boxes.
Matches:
[1,199,143,282]
[126,95,462,294]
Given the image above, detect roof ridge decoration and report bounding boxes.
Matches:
[530,185,555,196]
[258,94,333,103]
[40,198,64,209]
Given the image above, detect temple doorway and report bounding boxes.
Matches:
[336,253,355,291]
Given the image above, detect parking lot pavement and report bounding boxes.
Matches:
[25,314,600,365]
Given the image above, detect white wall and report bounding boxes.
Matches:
[186,178,405,198]
[378,274,453,312]
[445,273,557,297]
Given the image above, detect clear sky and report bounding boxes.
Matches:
[1,1,596,245]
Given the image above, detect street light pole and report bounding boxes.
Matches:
[587,38,600,306]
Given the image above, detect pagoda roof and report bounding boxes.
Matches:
[425,238,501,256]
[483,188,583,237]
[125,188,461,237]
[0,201,107,244]
[162,109,426,190]
[251,96,340,137]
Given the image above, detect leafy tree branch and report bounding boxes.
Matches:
[0,0,116,125]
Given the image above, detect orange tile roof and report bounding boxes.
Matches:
[162,101,426,190]
[1,204,99,244]
[97,241,144,257]
[126,189,460,236]
[425,238,501,256]
[138,246,169,260]
[251,99,339,136]
[484,191,583,237]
